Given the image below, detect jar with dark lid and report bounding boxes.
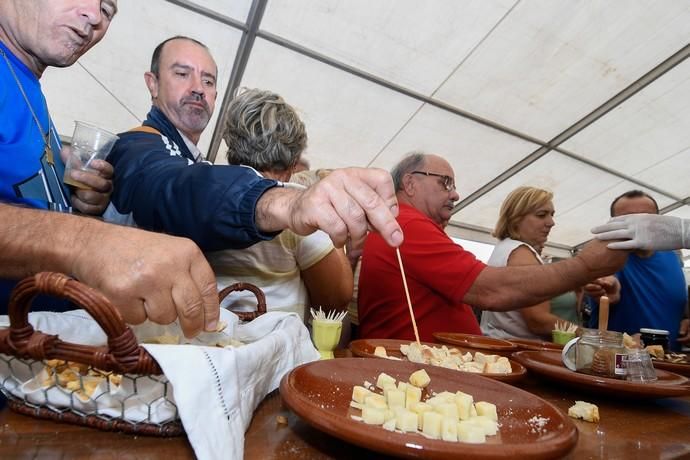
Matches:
[640,328,670,353]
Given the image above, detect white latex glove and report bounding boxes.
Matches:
[591,213,690,250]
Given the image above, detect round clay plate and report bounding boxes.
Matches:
[507,338,563,352]
[433,332,518,354]
[651,353,690,377]
[280,358,577,460]
[349,338,527,384]
[512,350,690,399]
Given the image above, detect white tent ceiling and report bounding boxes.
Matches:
[42,0,690,259]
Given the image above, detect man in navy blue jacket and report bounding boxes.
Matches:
[107,36,403,253]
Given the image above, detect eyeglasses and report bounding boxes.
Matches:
[410,171,456,192]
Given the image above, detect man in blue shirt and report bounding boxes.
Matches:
[588,191,688,351]
[0,0,117,313]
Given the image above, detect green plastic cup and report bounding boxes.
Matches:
[552,330,576,345]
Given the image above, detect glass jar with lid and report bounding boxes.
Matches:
[562,328,627,379]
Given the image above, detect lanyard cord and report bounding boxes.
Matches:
[0,47,55,162]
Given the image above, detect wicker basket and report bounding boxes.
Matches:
[0,272,266,436]
[219,282,267,322]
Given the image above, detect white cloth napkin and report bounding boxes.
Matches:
[0,309,319,460]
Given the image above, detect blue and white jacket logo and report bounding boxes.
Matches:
[161,135,194,165]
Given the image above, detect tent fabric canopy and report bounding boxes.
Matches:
[42,0,690,259]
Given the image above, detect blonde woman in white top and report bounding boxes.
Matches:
[480,186,563,339]
[207,88,352,321]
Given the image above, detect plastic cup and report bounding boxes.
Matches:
[312,319,342,360]
[622,349,657,382]
[552,330,576,345]
[63,121,119,189]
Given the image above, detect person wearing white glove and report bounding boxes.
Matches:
[587,190,687,352]
[591,213,690,251]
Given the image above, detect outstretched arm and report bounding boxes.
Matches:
[0,204,219,338]
[464,239,629,311]
[505,246,569,337]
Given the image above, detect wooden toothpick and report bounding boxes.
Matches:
[396,247,421,346]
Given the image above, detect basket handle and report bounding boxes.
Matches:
[0,272,162,375]
[218,282,267,322]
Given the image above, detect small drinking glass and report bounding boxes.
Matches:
[63,121,119,189]
[622,349,658,382]
[312,319,342,360]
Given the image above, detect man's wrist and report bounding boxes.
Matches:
[255,187,301,233]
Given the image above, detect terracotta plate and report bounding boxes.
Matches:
[349,338,527,384]
[280,358,577,460]
[433,332,518,354]
[513,350,690,399]
[652,354,690,377]
[507,338,563,352]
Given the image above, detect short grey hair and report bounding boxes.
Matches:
[391,151,426,191]
[224,88,307,172]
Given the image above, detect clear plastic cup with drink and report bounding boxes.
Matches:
[63,121,119,189]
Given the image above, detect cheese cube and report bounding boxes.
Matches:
[434,402,459,420]
[485,357,512,374]
[349,401,363,410]
[468,415,498,436]
[364,394,387,410]
[441,417,458,442]
[352,385,372,404]
[386,389,405,408]
[362,406,385,425]
[422,411,442,439]
[405,385,422,409]
[455,391,474,420]
[427,392,454,408]
[457,421,486,443]
[568,400,600,423]
[436,391,456,401]
[412,402,432,429]
[374,346,388,358]
[397,381,408,392]
[475,401,497,421]
[409,369,430,388]
[382,418,397,431]
[395,409,418,432]
[384,409,396,422]
[377,372,397,389]
[474,352,498,364]
[463,362,485,373]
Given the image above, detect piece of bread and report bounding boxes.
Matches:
[568,401,600,423]
[646,345,665,360]
[485,357,512,374]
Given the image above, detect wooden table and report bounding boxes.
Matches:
[1,369,690,458]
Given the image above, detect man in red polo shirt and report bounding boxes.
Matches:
[358,152,629,341]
